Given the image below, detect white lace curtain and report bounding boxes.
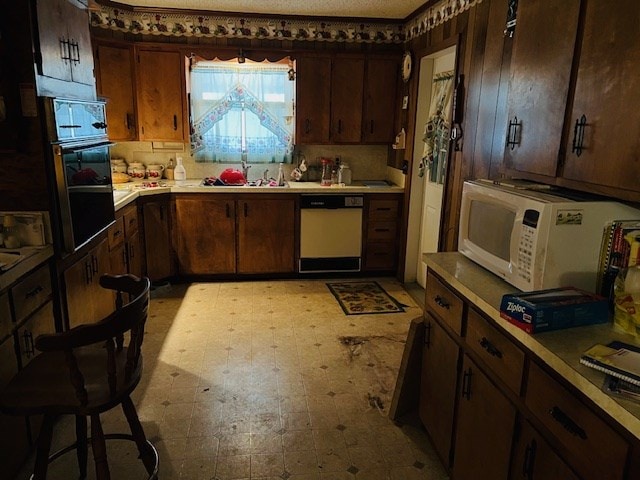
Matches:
[190,57,295,163]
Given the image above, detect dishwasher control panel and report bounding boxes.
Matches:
[300,195,363,209]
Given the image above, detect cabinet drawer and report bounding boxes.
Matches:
[364,244,396,270]
[108,216,125,249]
[0,292,11,340]
[367,221,397,241]
[12,264,52,323]
[526,362,628,480]
[426,271,464,336]
[369,199,399,220]
[122,204,139,236]
[466,308,524,394]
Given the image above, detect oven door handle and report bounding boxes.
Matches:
[59,141,115,154]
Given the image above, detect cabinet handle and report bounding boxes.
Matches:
[59,37,71,62]
[71,40,80,64]
[25,285,44,299]
[370,120,374,134]
[305,119,311,134]
[91,255,99,275]
[92,122,107,130]
[376,207,392,211]
[84,260,92,285]
[549,406,587,440]
[479,337,503,359]
[424,321,432,347]
[113,229,122,238]
[374,228,390,232]
[244,203,248,217]
[522,439,537,479]
[126,112,135,131]
[571,114,587,157]
[22,330,35,358]
[173,115,178,130]
[129,243,135,259]
[434,295,450,309]
[225,203,230,218]
[122,248,128,268]
[461,367,473,400]
[506,116,521,149]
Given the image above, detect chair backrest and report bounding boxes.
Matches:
[35,274,151,406]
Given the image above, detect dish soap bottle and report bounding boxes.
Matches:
[165,157,175,180]
[174,157,186,184]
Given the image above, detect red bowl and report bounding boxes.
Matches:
[219,168,246,185]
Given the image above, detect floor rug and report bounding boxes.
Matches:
[327,281,406,315]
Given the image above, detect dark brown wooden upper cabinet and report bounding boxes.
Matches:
[561,0,640,193]
[296,56,332,144]
[35,0,95,96]
[503,0,581,178]
[330,56,365,143]
[362,57,399,144]
[136,49,185,142]
[94,42,137,141]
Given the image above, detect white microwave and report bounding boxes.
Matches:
[458,180,640,292]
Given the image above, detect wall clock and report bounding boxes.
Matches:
[402,52,413,83]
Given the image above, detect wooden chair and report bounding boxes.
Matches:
[0,274,158,479]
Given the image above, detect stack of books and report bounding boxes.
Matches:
[597,220,640,300]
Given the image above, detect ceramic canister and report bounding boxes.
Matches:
[127,162,146,179]
[146,164,165,179]
[111,158,127,174]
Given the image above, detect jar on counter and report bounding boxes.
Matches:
[127,162,146,179]
[320,158,333,186]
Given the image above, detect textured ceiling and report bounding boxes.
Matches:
[115,0,427,20]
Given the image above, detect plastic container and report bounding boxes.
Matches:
[338,163,352,185]
[165,158,175,180]
[613,265,640,337]
[174,157,186,184]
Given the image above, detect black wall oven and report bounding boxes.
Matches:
[47,98,115,254]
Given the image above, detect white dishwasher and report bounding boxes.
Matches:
[299,194,363,273]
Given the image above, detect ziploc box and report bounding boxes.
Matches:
[499,287,609,334]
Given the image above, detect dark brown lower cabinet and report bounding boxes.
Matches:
[418,312,459,467]
[141,197,174,281]
[511,420,579,480]
[452,354,516,480]
[237,197,295,274]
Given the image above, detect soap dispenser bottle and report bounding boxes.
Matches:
[174,157,186,184]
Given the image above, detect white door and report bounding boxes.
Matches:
[416,48,457,288]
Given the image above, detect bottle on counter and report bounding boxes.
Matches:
[174,157,186,184]
[338,163,352,185]
[165,158,175,180]
[277,163,285,186]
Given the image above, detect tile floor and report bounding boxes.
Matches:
[18,278,448,480]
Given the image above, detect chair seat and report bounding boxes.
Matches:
[0,345,142,417]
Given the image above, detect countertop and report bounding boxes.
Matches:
[424,251,640,441]
[0,245,54,291]
[113,180,404,210]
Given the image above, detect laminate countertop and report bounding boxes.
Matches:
[113,180,404,211]
[424,251,640,442]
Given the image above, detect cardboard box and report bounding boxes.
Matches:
[500,287,609,334]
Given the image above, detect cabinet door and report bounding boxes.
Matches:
[142,200,174,281]
[296,56,331,144]
[35,0,93,86]
[331,57,364,143]
[110,243,128,276]
[137,50,184,141]
[237,198,295,274]
[35,0,72,82]
[91,237,116,323]
[362,58,398,143]
[561,0,640,191]
[419,313,459,468]
[127,232,144,278]
[452,355,516,480]
[511,420,579,480]
[175,196,236,274]
[16,302,54,369]
[95,43,137,140]
[64,253,92,328]
[503,0,581,177]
